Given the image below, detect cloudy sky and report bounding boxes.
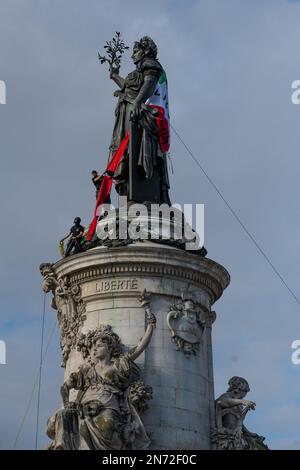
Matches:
[0,0,300,450]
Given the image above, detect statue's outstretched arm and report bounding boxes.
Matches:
[129,290,156,361]
[110,68,125,89]
[217,396,256,410]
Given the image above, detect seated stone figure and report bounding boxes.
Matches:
[46,293,155,450]
[212,376,268,450]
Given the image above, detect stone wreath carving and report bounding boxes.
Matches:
[166,298,206,357]
[40,263,87,367]
[45,290,156,450]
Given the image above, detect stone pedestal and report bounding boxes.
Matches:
[47,241,229,450]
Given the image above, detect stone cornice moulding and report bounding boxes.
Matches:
[53,244,230,304]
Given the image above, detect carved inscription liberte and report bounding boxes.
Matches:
[96,279,138,292]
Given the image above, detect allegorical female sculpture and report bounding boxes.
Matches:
[100,34,171,205]
[46,292,156,450]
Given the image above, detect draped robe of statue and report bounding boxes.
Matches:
[46,354,151,450]
[108,57,171,205]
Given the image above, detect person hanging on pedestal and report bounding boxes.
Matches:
[91,170,111,203]
[61,217,85,257]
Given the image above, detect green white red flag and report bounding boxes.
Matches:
[146,70,170,153]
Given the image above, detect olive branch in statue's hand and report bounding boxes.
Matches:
[98,32,129,75]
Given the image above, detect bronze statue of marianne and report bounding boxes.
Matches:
[100,34,171,205]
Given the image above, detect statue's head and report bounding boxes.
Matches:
[227,376,250,399]
[39,263,56,293]
[92,337,111,361]
[91,170,98,177]
[39,262,54,277]
[132,36,158,64]
[77,325,122,361]
[74,217,81,225]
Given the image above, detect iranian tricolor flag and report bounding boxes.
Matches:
[146,70,170,153]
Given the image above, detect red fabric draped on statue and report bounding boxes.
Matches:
[86,131,130,241]
[149,105,170,153]
[86,175,112,241]
[106,131,130,174]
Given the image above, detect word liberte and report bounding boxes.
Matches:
[96,198,204,251]
[0,80,6,104]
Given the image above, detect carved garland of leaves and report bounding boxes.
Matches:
[128,380,153,413]
[70,284,87,349]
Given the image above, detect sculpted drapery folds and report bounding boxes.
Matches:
[46,291,156,450]
[107,36,171,204]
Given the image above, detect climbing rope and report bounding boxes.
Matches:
[12,310,57,449]
[34,292,46,450]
